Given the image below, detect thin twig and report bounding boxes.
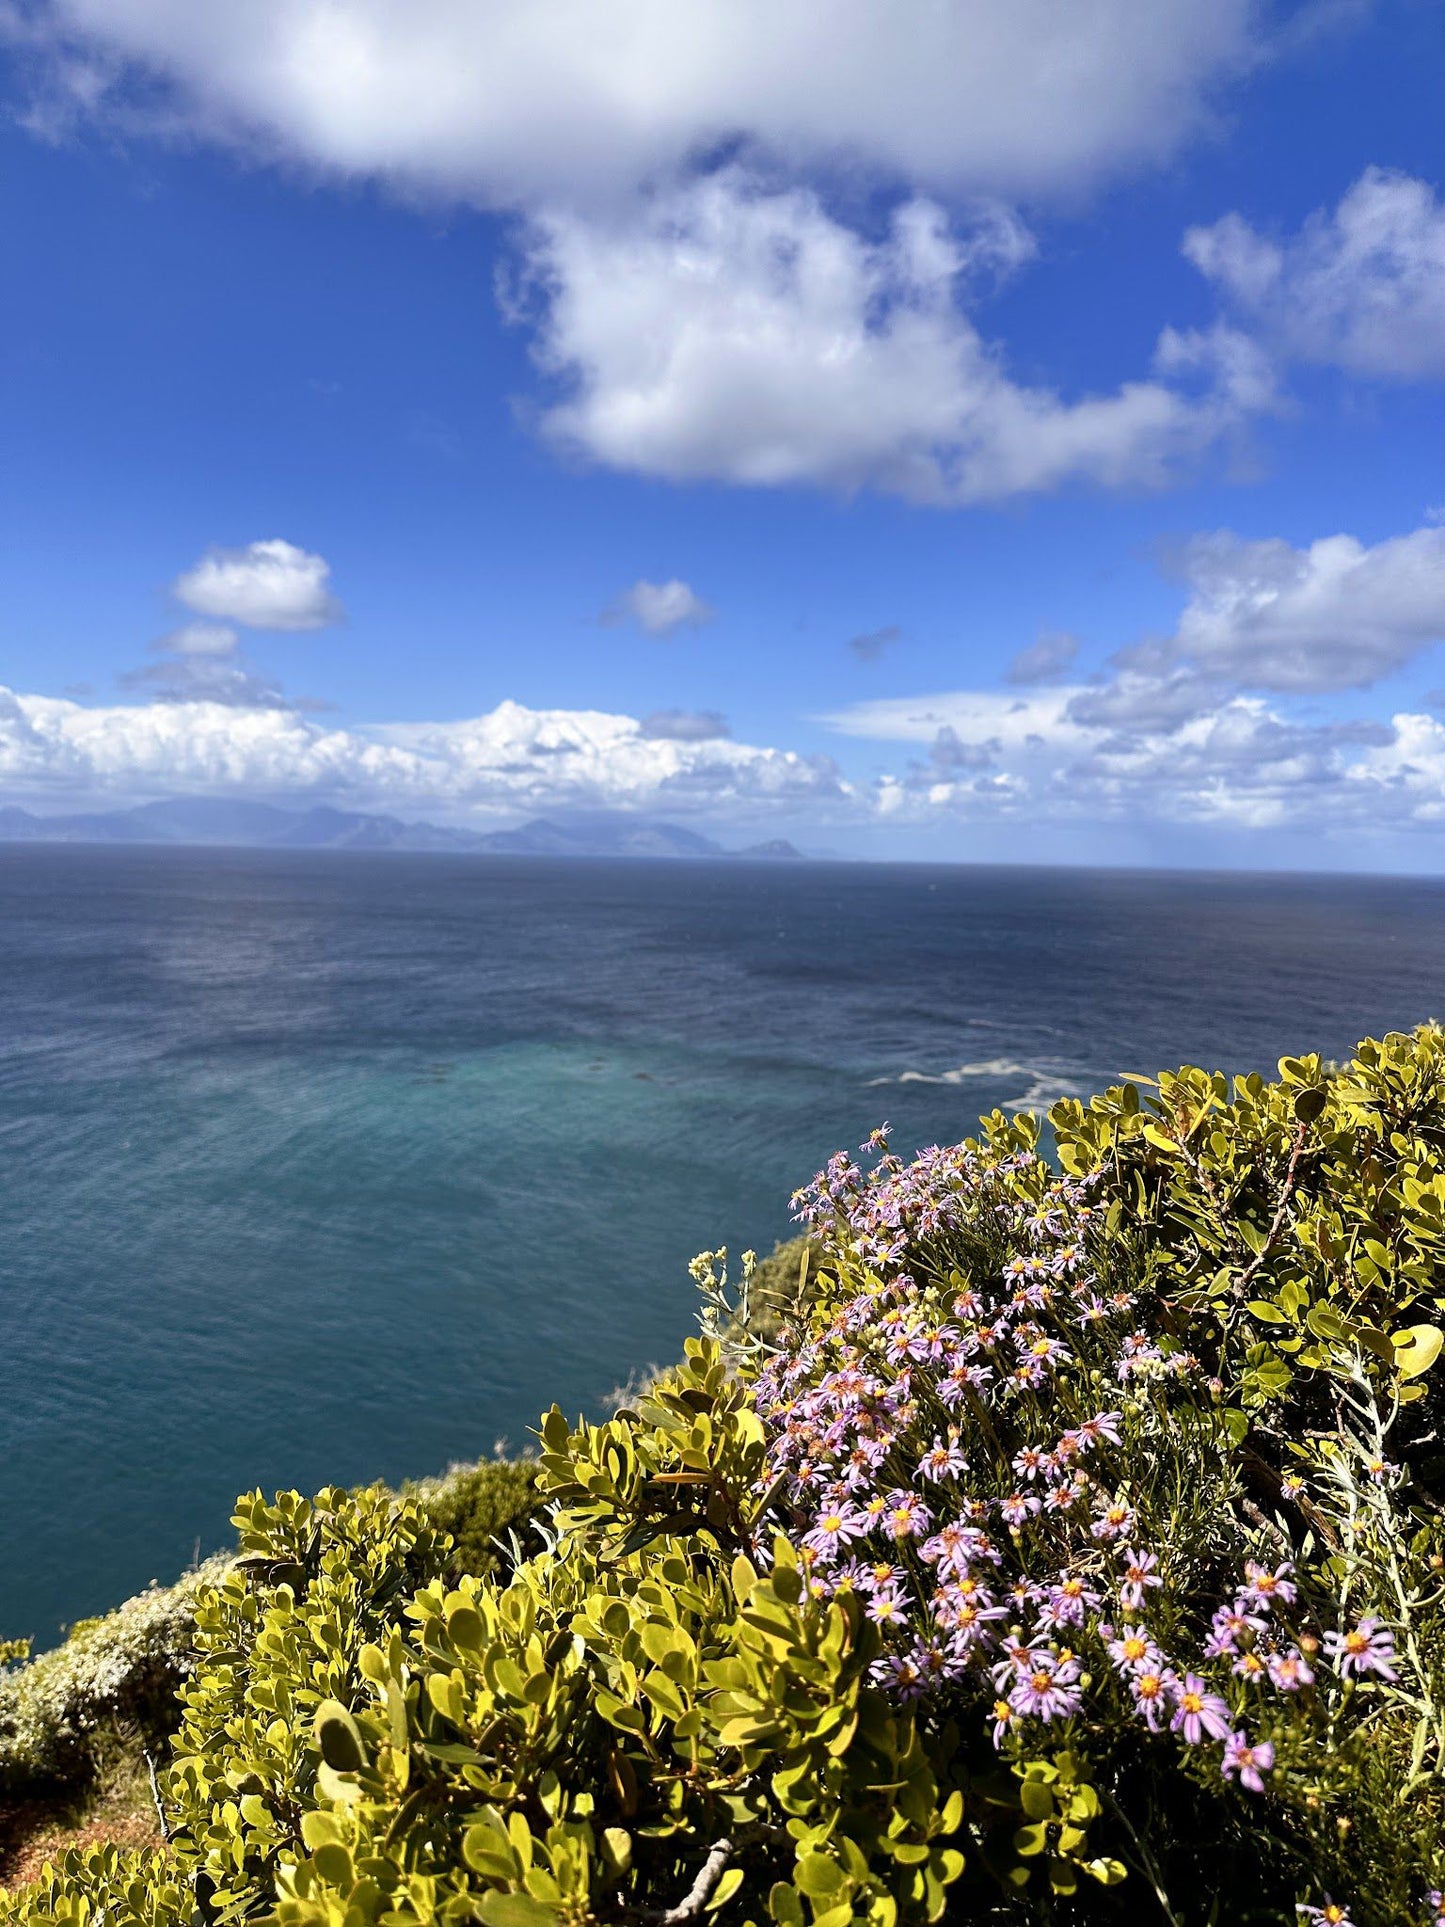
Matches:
[642,1838,735,1924]
[1235,1119,1311,1297]
[1098,1790,1180,1926]
[142,1747,171,1842]
[1240,1498,1292,1556]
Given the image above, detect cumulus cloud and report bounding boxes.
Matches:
[1158,523,1445,692]
[848,625,902,663]
[173,538,343,630]
[1006,629,1080,685]
[15,0,1258,207]
[904,725,1001,788]
[1185,168,1445,380]
[818,514,1445,836]
[0,689,844,820]
[5,3,1294,509]
[601,578,715,636]
[1065,665,1222,734]
[638,709,731,741]
[1044,521,1445,759]
[819,679,1445,835]
[527,174,1268,504]
[119,653,289,709]
[118,620,298,708]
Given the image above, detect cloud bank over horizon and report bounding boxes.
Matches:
[7,504,1445,849]
[0,687,851,825]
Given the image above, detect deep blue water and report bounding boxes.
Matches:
[3,845,1444,1641]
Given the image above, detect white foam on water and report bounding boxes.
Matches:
[866,1058,1084,1114]
[866,1057,1037,1086]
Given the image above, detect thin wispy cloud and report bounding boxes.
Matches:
[601,579,715,636]
[848,625,902,662]
[1006,630,1079,685]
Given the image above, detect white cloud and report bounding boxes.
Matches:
[1159,523,1445,692]
[6,3,1295,509]
[527,174,1267,504]
[173,538,343,630]
[1006,629,1079,684]
[824,686,1085,748]
[818,680,1445,835]
[816,515,1445,835]
[165,620,239,656]
[601,578,715,636]
[0,689,845,819]
[20,0,1258,207]
[1185,168,1445,379]
[118,619,298,707]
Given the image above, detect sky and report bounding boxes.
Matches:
[2,0,1444,867]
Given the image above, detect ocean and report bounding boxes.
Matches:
[3,845,1443,1641]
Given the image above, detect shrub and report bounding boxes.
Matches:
[0,1457,539,1821]
[763,1030,1445,1923]
[0,1562,229,1800]
[738,1237,824,1344]
[405,1459,542,1582]
[3,1027,1442,1927]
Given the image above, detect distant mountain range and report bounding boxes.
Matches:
[0,797,805,862]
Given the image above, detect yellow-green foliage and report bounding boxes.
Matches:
[0,1560,230,1798]
[6,1028,1445,1927]
[0,1461,539,1815]
[164,1483,453,1919]
[2,1349,966,1927]
[404,1460,542,1583]
[1018,1026,1445,1416]
[0,1845,189,1927]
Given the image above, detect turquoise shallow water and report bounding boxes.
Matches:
[3,845,1444,1640]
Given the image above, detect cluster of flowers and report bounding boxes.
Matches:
[1297,1894,1445,1927]
[759,1132,1398,1806]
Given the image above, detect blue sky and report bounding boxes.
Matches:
[2,0,1444,865]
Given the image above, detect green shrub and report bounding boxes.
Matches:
[0,1457,537,1818]
[406,1460,542,1582]
[0,1562,229,1800]
[736,1237,825,1344]
[766,1027,1445,1923]
[4,1027,1443,1927]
